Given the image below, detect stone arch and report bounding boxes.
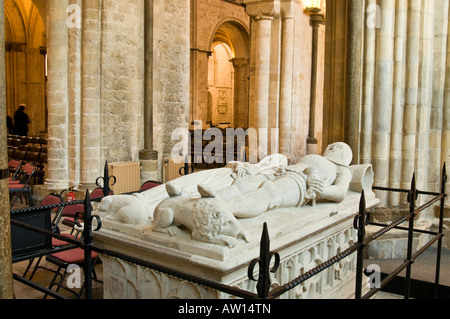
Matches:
[207,17,250,129]
[208,17,249,59]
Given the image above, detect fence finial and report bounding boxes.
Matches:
[248,222,280,298]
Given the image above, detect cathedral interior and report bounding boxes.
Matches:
[1,0,450,300]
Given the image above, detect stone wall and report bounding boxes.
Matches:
[100,0,144,163]
[152,0,190,173]
[45,0,147,190]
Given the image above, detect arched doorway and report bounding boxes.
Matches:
[207,41,234,128]
[190,18,249,130]
[4,0,46,136]
[208,20,249,129]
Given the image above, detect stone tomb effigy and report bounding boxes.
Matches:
[93,146,379,299]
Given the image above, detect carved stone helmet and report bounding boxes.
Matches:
[323,142,353,167]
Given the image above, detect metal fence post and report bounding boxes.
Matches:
[248,222,280,298]
[434,163,447,298]
[82,190,94,299]
[80,190,102,299]
[95,161,116,197]
[354,190,367,299]
[404,174,417,299]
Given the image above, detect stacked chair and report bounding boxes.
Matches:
[21,178,163,298]
[26,189,102,298]
[9,163,36,208]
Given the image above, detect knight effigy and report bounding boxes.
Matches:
[93,142,379,299]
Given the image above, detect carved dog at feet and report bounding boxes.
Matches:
[153,182,250,248]
[99,194,149,225]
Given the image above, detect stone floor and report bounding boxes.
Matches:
[13,257,104,299]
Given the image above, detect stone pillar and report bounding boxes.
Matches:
[415,1,434,192]
[68,0,82,187]
[344,0,364,164]
[140,0,158,182]
[372,0,395,205]
[401,0,421,191]
[244,0,279,160]
[279,0,295,158]
[360,0,377,165]
[231,57,250,129]
[45,0,70,191]
[0,0,14,299]
[388,0,408,206]
[443,0,450,208]
[152,0,190,177]
[79,0,102,188]
[306,11,324,155]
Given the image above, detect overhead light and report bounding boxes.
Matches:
[303,0,326,16]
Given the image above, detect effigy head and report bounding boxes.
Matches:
[323,142,353,166]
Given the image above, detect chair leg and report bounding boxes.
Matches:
[22,258,35,278]
[28,256,57,280]
[44,266,64,299]
[10,193,18,208]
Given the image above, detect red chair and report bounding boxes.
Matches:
[44,248,101,299]
[25,193,65,278]
[27,199,84,281]
[58,203,85,235]
[8,159,21,181]
[89,187,113,201]
[139,180,162,192]
[9,163,35,208]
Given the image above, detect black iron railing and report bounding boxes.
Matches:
[10,163,447,299]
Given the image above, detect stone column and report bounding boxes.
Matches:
[415,0,434,192]
[244,0,279,160]
[45,0,70,191]
[279,0,295,158]
[388,0,408,206]
[443,0,450,208]
[401,0,421,190]
[360,0,377,165]
[68,0,82,187]
[344,0,364,164]
[0,0,14,299]
[140,0,158,182]
[306,10,324,155]
[79,0,102,188]
[231,57,250,129]
[372,0,395,205]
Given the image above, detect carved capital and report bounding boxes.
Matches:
[244,0,280,20]
[280,0,301,19]
[230,57,249,68]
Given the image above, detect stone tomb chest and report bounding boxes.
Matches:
[93,158,379,299]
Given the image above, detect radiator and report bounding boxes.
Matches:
[108,162,141,194]
[163,157,184,183]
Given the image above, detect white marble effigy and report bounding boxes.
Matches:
[93,147,379,299]
[94,186,379,299]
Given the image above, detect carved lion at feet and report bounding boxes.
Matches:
[153,182,250,248]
